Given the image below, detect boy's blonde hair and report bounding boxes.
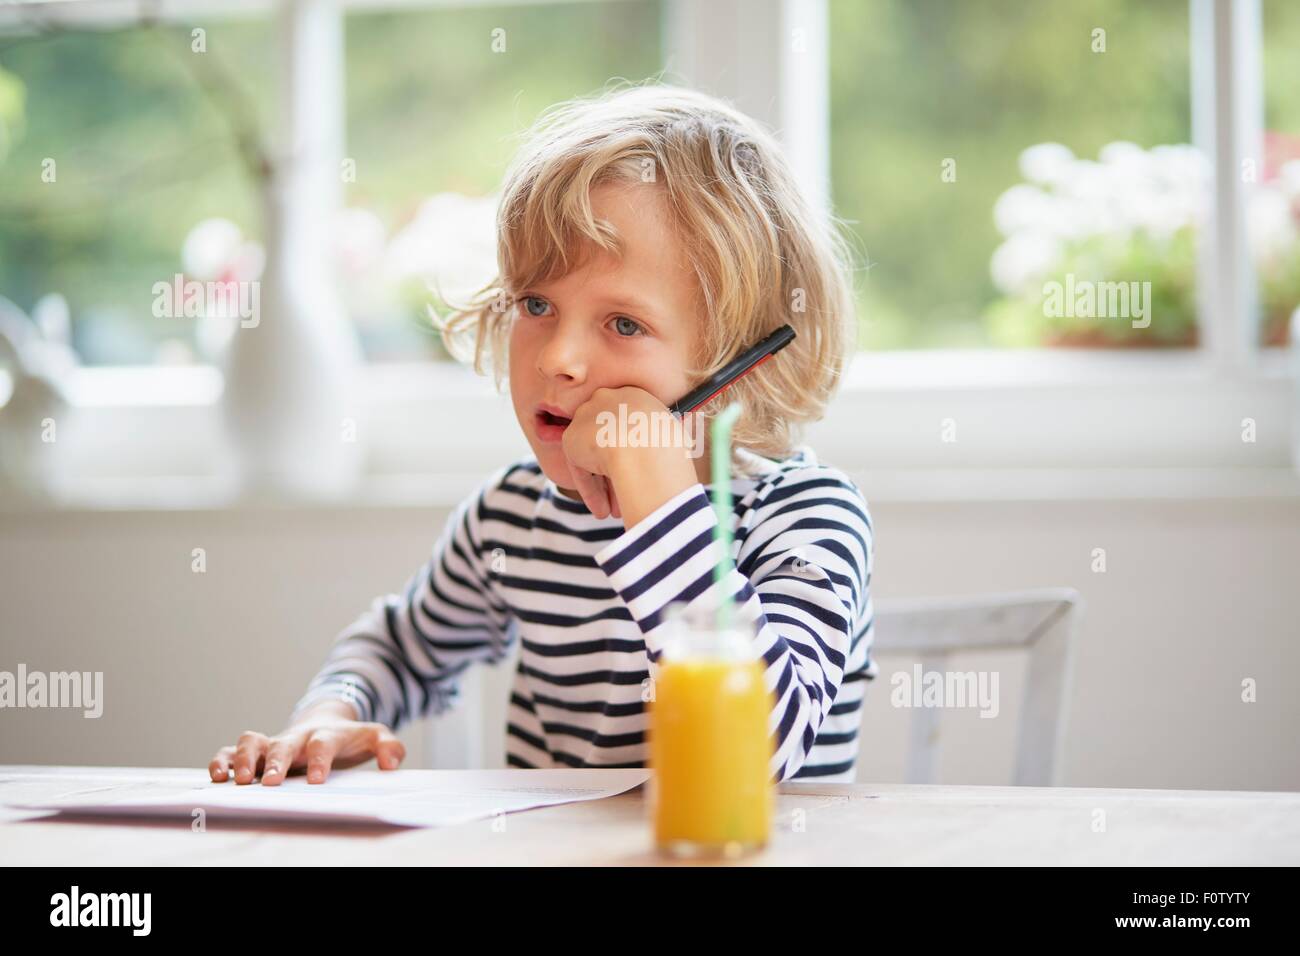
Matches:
[436,81,858,459]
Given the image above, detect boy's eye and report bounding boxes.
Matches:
[516,296,642,336]
[520,295,551,317]
[612,315,643,337]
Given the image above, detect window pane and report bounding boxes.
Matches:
[830,0,1198,350]
[0,20,273,365]
[1259,0,1300,348]
[0,3,664,369]
[343,0,664,362]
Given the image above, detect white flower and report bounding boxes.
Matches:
[1098,140,1148,170]
[331,207,396,329]
[993,184,1053,237]
[990,233,1061,294]
[182,219,246,281]
[1057,160,1126,237]
[1150,144,1211,192]
[1248,186,1297,265]
[1277,159,1300,200]
[1018,143,1075,186]
[177,220,262,362]
[335,207,387,278]
[384,192,500,307]
[990,141,1221,298]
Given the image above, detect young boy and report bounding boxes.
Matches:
[209,83,876,787]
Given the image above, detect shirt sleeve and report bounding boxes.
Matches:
[289,467,515,732]
[593,466,873,782]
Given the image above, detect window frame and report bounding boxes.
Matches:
[2,0,1297,509]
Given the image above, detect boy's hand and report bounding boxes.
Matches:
[562,386,702,527]
[208,700,406,786]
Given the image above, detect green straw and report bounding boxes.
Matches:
[710,402,742,634]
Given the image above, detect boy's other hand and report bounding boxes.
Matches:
[208,701,406,786]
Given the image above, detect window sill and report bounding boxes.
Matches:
[1,347,1295,513]
[4,466,1300,517]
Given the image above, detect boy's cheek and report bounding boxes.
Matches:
[579,386,663,423]
[506,322,539,370]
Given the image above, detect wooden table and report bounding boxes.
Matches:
[1,765,1297,865]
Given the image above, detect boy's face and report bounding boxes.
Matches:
[507,181,705,495]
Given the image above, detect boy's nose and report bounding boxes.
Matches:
[536,323,589,383]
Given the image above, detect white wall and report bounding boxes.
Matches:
[2,493,1297,791]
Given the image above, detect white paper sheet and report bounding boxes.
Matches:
[4,767,650,828]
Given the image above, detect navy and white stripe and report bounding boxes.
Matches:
[292,446,876,782]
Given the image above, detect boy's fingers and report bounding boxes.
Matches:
[209,746,236,782]
[260,734,304,786]
[233,732,269,784]
[567,462,610,519]
[608,480,621,519]
[305,731,341,784]
[374,728,406,770]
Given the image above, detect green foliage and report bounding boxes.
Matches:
[0,63,24,161]
[830,0,1194,350]
[0,3,661,364]
[986,229,1198,347]
[343,2,662,212]
[831,0,1300,350]
[1,0,1296,361]
[0,23,270,362]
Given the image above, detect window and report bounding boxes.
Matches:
[0,0,1295,504]
[0,1,663,366]
[0,17,273,365]
[341,0,664,361]
[830,0,1199,351]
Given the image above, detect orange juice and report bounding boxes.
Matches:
[650,642,775,857]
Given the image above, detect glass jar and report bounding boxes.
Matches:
[648,596,775,859]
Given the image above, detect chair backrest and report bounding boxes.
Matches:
[869,588,1083,786]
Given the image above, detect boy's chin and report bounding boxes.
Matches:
[533,449,577,492]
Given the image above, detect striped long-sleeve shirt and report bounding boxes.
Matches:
[292,445,877,782]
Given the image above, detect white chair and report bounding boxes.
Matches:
[870,588,1083,786]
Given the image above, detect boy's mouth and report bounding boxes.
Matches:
[534,404,573,442]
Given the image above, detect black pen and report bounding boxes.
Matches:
[668,324,797,418]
